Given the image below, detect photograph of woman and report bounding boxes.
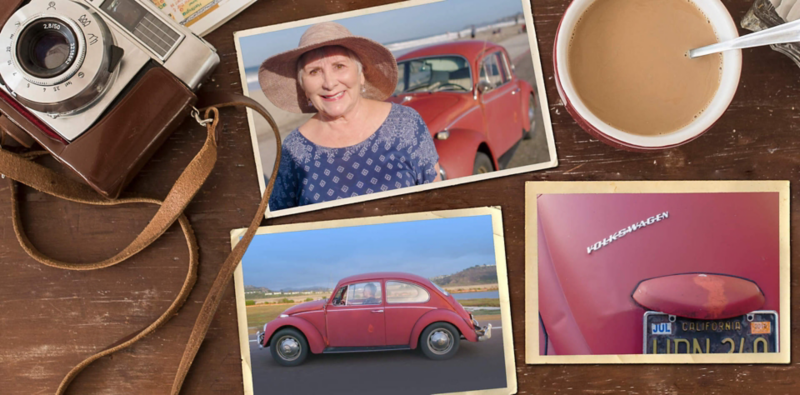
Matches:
[237,0,557,216]
[259,22,441,210]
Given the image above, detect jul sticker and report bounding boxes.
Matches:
[652,322,672,335]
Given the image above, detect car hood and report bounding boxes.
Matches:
[283,299,326,315]
[388,93,474,133]
[537,192,780,355]
[445,294,472,322]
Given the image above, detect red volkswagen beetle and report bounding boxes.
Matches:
[256,272,492,366]
[388,41,536,179]
[537,192,780,356]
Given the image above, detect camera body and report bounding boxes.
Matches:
[0,0,219,197]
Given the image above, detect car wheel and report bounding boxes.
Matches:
[270,328,308,367]
[472,152,493,175]
[420,322,460,360]
[523,93,536,140]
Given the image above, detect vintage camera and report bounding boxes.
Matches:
[0,0,219,197]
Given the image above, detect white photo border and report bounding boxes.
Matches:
[231,206,517,395]
[524,181,791,364]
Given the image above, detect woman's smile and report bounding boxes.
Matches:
[320,91,346,101]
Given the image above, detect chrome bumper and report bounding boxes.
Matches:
[476,323,492,341]
[256,331,264,349]
[471,317,492,341]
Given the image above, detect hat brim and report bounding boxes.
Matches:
[258,36,398,114]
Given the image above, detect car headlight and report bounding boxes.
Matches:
[280,314,289,318]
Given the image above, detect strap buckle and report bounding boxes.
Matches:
[191,107,213,126]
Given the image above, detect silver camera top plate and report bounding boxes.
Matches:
[0,0,218,142]
[83,0,218,90]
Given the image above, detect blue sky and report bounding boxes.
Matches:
[241,215,497,290]
[239,0,525,72]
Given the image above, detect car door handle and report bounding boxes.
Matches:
[371,309,384,313]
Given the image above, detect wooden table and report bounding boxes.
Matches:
[1,0,797,393]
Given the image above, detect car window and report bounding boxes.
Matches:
[331,285,348,306]
[430,281,449,297]
[394,56,472,94]
[498,52,512,83]
[386,281,430,304]
[479,52,505,89]
[395,63,406,94]
[345,282,382,306]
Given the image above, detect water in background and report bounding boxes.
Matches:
[452,290,499,300]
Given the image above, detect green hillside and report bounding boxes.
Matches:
[431,265,497,287]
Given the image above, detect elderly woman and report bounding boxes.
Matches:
[259,22,441,211]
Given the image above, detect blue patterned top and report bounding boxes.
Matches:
[268,103,439,211]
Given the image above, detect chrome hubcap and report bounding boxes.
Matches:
[428,329,454,355]
[276,335,301,361]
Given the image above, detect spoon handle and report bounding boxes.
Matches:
[689,18,800,58]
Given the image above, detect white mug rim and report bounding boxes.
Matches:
[554,0,742,148]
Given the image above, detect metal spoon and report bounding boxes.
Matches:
[688,18,800,58]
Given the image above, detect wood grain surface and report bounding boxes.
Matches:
[1,0,798,394]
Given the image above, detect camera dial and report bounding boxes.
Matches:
[0,0,117,115]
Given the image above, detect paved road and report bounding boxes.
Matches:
[247,320,506,394]
[502,33,552,169]
[500,32,532,62]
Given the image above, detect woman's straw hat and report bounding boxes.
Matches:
[258,22,399,114]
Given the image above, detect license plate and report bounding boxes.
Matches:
[644,311,778,354]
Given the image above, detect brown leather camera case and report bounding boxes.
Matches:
[0,0,196,199]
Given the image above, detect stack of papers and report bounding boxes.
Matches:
[150,0,257,36]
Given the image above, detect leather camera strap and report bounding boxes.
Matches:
[171,95,281,395]
[0,95,281,394]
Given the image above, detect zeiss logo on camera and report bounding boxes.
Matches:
[651,323,672,335]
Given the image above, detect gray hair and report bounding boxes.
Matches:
[296,45,363,89]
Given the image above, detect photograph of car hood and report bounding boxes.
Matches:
[537,192,780,355]
[282,299,326,315]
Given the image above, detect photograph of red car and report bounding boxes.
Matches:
[389,40,540,178]
[233,207,516,394]
[525,181,790,364]
[257,272,492,367]
[235,0,556,217]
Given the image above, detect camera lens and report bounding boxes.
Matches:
[17,18,79,79]
[33,32,70,68]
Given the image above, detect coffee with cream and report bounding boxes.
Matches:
[568,0,721,136]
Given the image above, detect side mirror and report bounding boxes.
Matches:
[474,80,492,100]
